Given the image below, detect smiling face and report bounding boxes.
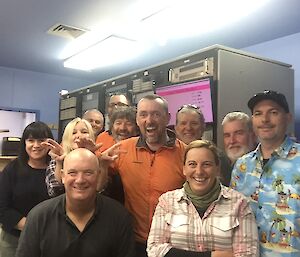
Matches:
[252,99,291,146]
[62,148,99,203]
[71,121,91,149]
[223,119,255,162]
[83,111,104,136]
[25,137,48,163]
[136,98,170,150]
[111,118,137,142]
[183,147,219,196]
[175,111,204,144]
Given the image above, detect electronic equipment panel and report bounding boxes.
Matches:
[59,96,77,120]
[169,58,214,83]
[82,92,99,115]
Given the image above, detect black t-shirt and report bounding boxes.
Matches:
[16,194,135,257]
[0,159,49,236]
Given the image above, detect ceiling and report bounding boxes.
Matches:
[1,0,300,83]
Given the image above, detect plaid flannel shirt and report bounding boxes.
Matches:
[147,186,259,257]
[45,159,65,197]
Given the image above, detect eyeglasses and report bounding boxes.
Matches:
[177,104,200,113]
[108,102,129,108]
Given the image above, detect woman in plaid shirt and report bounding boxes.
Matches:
[147,140,259,257]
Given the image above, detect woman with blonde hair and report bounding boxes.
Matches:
[147,140,258,257]
[44,117,101,197]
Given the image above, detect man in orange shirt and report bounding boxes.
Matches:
[97,106,138,204]
[96,106,137,154]
[104,94,186,257]
[96,93,131,152]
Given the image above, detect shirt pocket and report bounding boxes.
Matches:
[166,214,189,233]
[209,216,239,235]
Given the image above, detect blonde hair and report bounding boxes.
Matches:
[61,117,95,154]
[184,140,220,166]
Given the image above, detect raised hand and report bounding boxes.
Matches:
[100,142,127,162]
[41,139,65,162]
[76,137,102,153]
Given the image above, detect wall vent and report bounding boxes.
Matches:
[47,23,88,39]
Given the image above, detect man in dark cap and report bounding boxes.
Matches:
[230,90,300,257]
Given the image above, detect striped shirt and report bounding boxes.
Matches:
[147,186,259,257]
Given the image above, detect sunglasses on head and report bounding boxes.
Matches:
[177,104,199,113]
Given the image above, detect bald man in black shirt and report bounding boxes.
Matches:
[16,148,135,257]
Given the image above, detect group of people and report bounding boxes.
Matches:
[0,89,299,257]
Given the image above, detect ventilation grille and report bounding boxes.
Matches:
[47,23,88,39]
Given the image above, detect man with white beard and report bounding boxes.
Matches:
[222,111,256,165]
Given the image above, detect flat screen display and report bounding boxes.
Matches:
[156,78,213,125]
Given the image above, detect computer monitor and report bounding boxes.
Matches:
[156,78,214,125]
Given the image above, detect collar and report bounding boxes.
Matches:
[176,184,231,204]
[136,129,177,150]
[59,194,101,217]
[105,130,112,135]
[250,136,295,159]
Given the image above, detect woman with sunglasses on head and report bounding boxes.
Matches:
[0,122,54,257]
[44,117,101,197]
[147,140,258,257]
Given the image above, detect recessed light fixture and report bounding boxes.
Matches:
[63,35,142,70]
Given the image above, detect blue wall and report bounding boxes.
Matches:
[242,32,300,139]
[0,66,96,139]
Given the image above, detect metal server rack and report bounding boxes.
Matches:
[58,45,294,148]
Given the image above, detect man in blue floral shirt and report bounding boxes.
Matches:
[231,90,300,257]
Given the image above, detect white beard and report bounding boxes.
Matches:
[226,145,250,163]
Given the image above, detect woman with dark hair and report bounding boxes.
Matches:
[0,121,54,257]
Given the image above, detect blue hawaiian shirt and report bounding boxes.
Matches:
[231,136,300,257]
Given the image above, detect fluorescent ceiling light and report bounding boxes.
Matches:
[123,0,270,45]
[61,0,269,70]
[63,35,142,71]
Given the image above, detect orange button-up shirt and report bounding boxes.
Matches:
[114,133,186,242]
[95,131,115,156]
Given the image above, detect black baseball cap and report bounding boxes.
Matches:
[248,90,289,113]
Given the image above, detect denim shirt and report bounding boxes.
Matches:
[231,136,300,257]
